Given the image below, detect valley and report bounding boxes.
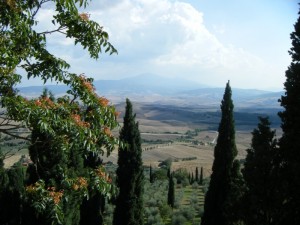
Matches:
[6,76,283,174]
[102,101,281,176]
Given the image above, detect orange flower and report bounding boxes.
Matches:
[34,99,42,106]
[72,177,88,191]
[103,126,112,137]
[95,168,112,183]
[83,81,94,92]
[79,13,90,21]
[78,74,95,93]
[71,114,90,128]
[26,184,37,193]
[98,97,109,107]
[33,97,56,109]
[72,184,79,191]
[96,168,106,178]
[114,111,121,118]
[77,177,88,188]
[42,97,55,108]
[48,190,63,205]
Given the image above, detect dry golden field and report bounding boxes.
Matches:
[103,116,253,177]
[3,101,280,177]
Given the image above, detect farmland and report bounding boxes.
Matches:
[2,101,280,175]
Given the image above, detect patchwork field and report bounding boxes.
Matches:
[3,102,281,175]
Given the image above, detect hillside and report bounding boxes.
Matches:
[17,74,283,108]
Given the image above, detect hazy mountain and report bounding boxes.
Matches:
[93,73,208,95]
[178,88,283,108]
[17,73,283,108]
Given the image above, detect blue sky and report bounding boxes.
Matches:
[21,0,298,90]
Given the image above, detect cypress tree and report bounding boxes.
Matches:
[191,172,194,184]
[113,99,144,225]
[0,162,26,225]
[201,81,242,225]
[167,167,171,179]
[278,5,300,224]
[195,167,199,182]
[168,174,175,208]
[242,117,279,225]
[0,159,9,225]
[150,165,154,183]
[199,167,203,185]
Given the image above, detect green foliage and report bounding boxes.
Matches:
[201,81,244,225]
[152,168,168,181]
[158,158,172,169]
[173,168,189,187]
[0,164,25,225]
[150,165,155,183]
[277,4,300,225]
[242,117,279,225]
[168,175,175,208]
[171,212,187,225]
[199,167,203,185]
[0,0,119,223]
[195,167,199,182]
[113,99,144,225]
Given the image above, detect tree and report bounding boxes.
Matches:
[168,175,175,208]
[195,167,199,182]
[113,99,144,225]
[0,162,26,225]
[278,5,300,224]
[80,152,107,225]
[242,117,279,225]
[199,167,203,185]
[1,0,119,223]
[201,81,243,225]
[191,172,194,184]
[150,165,154,183]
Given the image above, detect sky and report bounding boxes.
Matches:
[20,0,299,90]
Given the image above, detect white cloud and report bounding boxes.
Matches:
[22,0,287,89]
[88,0,272,83]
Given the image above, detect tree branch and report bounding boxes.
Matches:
[38,26,67,35]
[31,0,52,19]
[0,130,31,141]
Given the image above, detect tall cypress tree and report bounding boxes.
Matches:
[150,165,154,183]
[201,81,242,225]
[113,99,144,225]
[242,117,279,225]
[278,5,300,224]
[199,167,203,185]
[195,167,199,182]
[168,174,175,208]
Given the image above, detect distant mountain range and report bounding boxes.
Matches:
[17,74,284,108]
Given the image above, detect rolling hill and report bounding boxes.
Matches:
[17,73,283,109]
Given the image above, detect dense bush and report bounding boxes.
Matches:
[173,169,189,186]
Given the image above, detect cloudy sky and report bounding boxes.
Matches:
[21,0,298,90]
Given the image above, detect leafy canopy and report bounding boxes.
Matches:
[1,0,119,223]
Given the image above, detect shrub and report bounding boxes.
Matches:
[173,169,189,187]
[171,213,187,225]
